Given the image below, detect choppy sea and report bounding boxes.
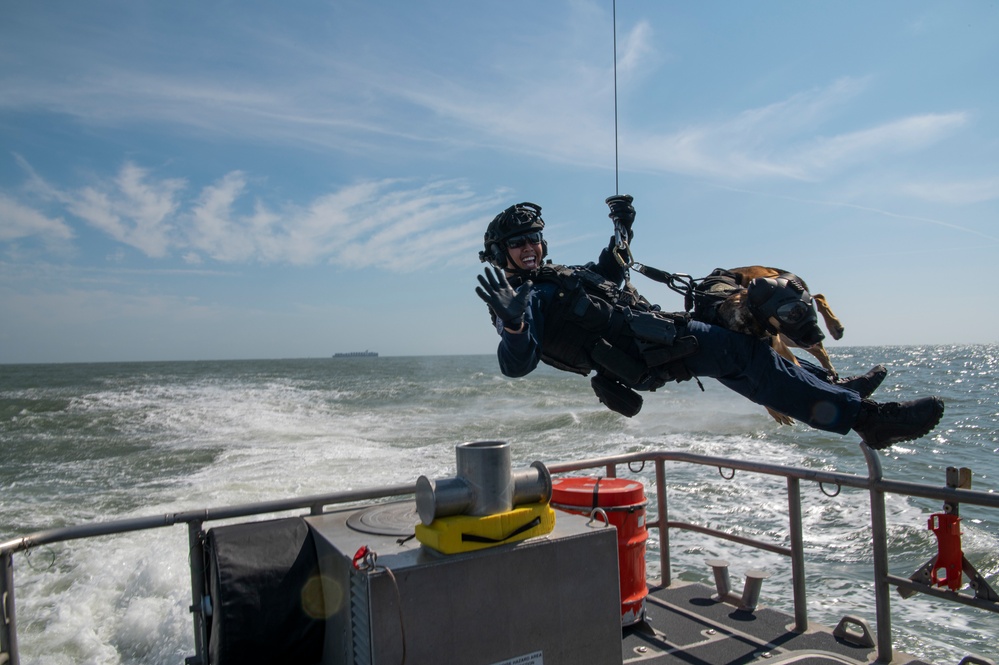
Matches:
[1,346,997,664]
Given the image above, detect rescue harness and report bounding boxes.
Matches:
[507,263,699,418]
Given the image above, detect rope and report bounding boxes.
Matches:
[613,0,619,195]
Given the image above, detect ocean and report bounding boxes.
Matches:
[1,346,997,664]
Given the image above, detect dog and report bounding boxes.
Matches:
[692,266,845,425]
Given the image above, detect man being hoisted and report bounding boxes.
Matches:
[475,196,944,450]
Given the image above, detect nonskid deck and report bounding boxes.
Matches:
[623,582,933,664]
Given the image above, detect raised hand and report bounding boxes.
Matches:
[605,194,635,241]
[475,267,532,329]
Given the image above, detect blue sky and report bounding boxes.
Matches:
[2,1,998,363]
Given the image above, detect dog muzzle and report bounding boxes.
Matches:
[747,277,824,348]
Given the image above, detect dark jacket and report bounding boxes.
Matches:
[490,243,692,392]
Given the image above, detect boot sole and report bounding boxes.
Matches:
[861,397,944,450]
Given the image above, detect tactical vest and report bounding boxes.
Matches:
[518,265,697,391]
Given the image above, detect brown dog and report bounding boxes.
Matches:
[693,266,845,425]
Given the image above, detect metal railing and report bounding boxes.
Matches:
[3,446,998,665]
[548,445,999,663]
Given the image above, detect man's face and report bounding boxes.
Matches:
[505,231,543,271]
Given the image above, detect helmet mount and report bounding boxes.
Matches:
[479,202,548,270]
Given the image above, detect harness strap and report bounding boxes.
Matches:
[632,263,697,312]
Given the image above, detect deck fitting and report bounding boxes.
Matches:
[705,559,770,612]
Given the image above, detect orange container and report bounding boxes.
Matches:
[551,477,648,625]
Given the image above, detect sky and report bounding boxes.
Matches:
[2,1,998,364]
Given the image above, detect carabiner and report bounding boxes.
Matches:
[612,234,633,268]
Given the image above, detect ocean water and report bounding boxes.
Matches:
[1,346,997,664]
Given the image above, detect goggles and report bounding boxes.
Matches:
[775,299,811,325]
[505,231,543,249]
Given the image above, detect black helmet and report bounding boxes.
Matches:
[479,202,548,269]
[747,276,825,348]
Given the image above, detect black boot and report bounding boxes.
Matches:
[853,397,944,450]
[836,365,887,398]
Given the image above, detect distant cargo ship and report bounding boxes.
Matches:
[332,350,378,358]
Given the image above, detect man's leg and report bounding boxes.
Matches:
[680,320,862,434]
[675,320,942,447]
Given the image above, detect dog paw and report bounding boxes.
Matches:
[766,407,795,426]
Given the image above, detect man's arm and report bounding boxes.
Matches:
[495,304,542,377]
[590,244,628,285]
[476,267,542,377]
[588,195,635,285]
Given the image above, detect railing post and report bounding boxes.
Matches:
[655,458,671,586]
[787,476,808,632]
[1,550,18,665]
[862,445,894,663]
[187,520,208,665]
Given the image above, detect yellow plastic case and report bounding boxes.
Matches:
[415,502,556,554]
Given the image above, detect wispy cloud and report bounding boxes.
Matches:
[786,112,968,177]
[617,21,657,79]
[626,78,968,181]
[0,3,621,163]
[707,182,999,244]
[67,163,185,258]
[0,5,974,189]
[0,193,74,243]
[184,175,502,269]
[899,176,999,205]
[0,2,986,228]
[8,161,503,271]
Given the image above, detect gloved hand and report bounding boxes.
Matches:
[605,194,635,240]
[476,267,532,330]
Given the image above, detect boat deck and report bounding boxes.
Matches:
[6,446,998,665]
[623,582,931,664]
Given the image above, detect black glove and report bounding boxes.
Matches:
[476,267,532,329]
[605,194,635,240]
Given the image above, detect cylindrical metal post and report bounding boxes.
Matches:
[740,569,770,611]
[787,477,808,631]
[512,461,552,505]
[415,476,472,525]
[417,442,551,525]
[706,559,731,599]
[456,441,513,516]
[656,459,671,586]
[187,520,207,665]
[1,550,18,665]
[862,445,894,663]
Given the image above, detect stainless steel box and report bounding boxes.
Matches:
[308,501,622,665]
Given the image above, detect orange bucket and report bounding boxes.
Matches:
[551,477,648,625]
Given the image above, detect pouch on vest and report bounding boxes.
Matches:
[625,309,678,345]
[642,335,699,371]
[646,335,699,382]
[591,338,647,385]
[591,373,643,417]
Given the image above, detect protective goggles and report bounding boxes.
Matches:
[775,299,811,325]
[505,231,543,249]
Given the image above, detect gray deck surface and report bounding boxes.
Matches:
[620,582,935,664]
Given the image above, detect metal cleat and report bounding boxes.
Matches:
[705,559,769,612]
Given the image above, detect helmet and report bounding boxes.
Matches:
[747,276,825,348]
[479,202,548,269]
